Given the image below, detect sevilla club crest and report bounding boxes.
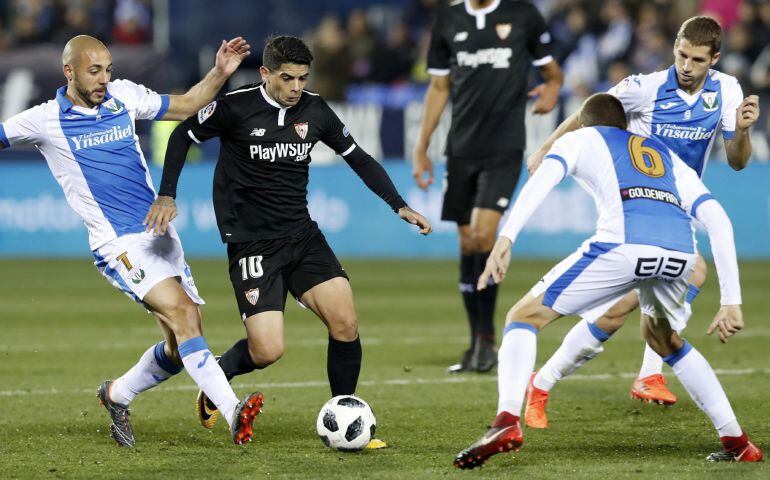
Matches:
[294,122,309,140]
[496,23,512,40]
[245,288,260,306]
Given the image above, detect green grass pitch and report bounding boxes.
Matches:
[0,258,768,479]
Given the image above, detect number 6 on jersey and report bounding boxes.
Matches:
[628,135,665,177]
[238,255,264,280]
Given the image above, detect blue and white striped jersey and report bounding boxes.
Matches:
[0,80,170,249]
[545,126,712,254]
[607,66,743,177]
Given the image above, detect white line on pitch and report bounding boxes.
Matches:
[1,368,767,398]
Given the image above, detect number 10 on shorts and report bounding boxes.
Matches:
[239,255,264,280]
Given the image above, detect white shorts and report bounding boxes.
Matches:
[91,224,204,306]
[530,240,695,332]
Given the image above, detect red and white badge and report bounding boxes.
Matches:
[294,122,309,140]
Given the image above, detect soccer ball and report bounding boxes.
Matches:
[316,395,376,451]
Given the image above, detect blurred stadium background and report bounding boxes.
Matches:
[1,0,770,259]
[2,3,770,477]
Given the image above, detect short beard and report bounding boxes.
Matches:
[74,83,102,109]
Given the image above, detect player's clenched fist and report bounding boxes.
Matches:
[144,195,178,236]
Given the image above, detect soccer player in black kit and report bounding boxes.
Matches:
[144,36,432,447]
[413,0,563,373]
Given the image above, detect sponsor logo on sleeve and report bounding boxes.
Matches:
[197,101,217,124]
[342,126,350,138]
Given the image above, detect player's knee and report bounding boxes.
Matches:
[249,341,284,366]
[328,314,358,342]
[164,302,202,338]
[505,306,542,331]
[472,228,496,253]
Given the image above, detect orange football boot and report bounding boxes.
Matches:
[630,374,677,405]
[525,372,549,429]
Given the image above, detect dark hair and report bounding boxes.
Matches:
[262,35,313,70]
[579,93,627,129]
[677,16,722,56]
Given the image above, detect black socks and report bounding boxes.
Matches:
[217,338,259,381]
[474,251,497,340]
[327,336,362,396]
[460,254,479,346]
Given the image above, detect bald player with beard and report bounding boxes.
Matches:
[0,35,265,448]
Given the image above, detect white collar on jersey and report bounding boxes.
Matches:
[259,84,293,126]
[464,0,501,29]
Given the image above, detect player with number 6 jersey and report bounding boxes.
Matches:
[453,94,761,469]
[524,16,761,421]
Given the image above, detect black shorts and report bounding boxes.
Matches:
[227,227,348,318]
[441,150,523,225]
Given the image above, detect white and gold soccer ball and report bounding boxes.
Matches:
[316,395,376,451]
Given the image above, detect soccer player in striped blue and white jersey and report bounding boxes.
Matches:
[0,35,263,447]
[524,16,761,420]
[453,94,762,469]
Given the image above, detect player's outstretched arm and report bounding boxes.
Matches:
[528,60,563,115]
[694,199,743,343]
[724,95,759,171]
[479,157,566,290]
[144,122,195,235]
[161,37,251,120]
[412,75,450,190]
[398,207,432,235]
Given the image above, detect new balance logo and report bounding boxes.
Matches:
[658,102,678,110]
[453,31,468,42]
[250,128,266,137]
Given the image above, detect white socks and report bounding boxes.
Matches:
[179,336,240,428]
[638,343,665,378]
[533,319,608,392]
[111,341,182,405]
[665,341,742,438]
[497,323,538,417]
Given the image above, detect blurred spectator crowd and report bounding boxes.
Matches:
[2,0,770,156]
[3,0,770,106]
[306,1,770,103]
[0,0,153,49]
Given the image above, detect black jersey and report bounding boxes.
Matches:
[161,82,407,243]
[427,0,553,157]
[180,84,362,242]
